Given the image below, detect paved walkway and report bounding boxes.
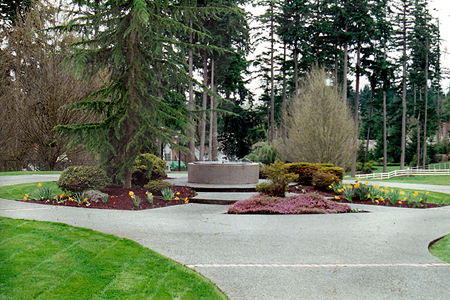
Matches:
[1,175,450,299]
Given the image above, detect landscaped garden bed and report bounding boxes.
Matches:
[19,183,194,210]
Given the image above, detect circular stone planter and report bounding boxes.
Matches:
[188,162,259,185]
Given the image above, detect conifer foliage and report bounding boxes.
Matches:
[58,0,201,187]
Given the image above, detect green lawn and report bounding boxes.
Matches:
[0,171,62,176]
[0,181,65,200]
[430,234,450,264]
[378,175,450,185]
[0,217,228,300]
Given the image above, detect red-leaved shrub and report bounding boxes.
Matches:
[228,193,351,214]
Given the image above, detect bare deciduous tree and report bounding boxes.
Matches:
[279,67,357,168]
[0,0,106,170]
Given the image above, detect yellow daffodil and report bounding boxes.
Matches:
[69,197,73,202]
[413,191,419,197]
[176,192,180,196]
[83,198,88,202]
[391,189,394,193]
[365,181,369,185]
[400,191,405,196]
[335,196,340,200]
[399,201,402,204]
[328,185,332,189]
[367,194,371,198]
[37,183,42,188]
[426,191,430,195]
[420,198,424,202]
[23,196,27,200]
[60,192,65,198]
[375,200,379,204]
[342,186,346,190]
[129,191,134,196]
[375,184,379,189]
[403,197,407,201]
[174,197,179,201]
[356,178,360,182]
[338,189,342,193]
[185,198,189,204]
[385,186,389,190]
[380,196,385,202]
[354,183,360,189]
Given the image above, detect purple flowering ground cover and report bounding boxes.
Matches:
[228,193,352,214]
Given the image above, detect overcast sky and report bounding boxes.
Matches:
[430,0,450,91]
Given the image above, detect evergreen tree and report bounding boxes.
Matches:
[57,0,210,187]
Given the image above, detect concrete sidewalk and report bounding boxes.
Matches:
[1,175,450,299]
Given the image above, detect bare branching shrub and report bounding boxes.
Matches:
[279,67,357,168]
[0,1,108,170]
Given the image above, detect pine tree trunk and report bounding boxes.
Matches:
[281,43,287,140]
[351,45,361,177]
[383,89,387,173]
[211,57,218,161]
[400,3,407,170]
[199,51,208,161]
[342,39,348,106]
[422,39,428,168]
[188,20,195,163]
[269,2,275,144]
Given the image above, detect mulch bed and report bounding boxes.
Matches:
[289,185,445,209]
[19,185,195,210]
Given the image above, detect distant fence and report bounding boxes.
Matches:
[0,160,99,172]
[356,162,450,180]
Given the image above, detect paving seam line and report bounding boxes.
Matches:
[186,263,450,268]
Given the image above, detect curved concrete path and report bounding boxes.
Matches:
[1,175,450,299]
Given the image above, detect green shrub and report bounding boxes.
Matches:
[319,163,334,168]
[356,162,373,174]
[259,167,267,179]
[243,143,281,165]
[132,154,167,186]
[312,172,340,191]
[57,166,110,194]
[285,163,318,185]
[318,166,344,180]
[255,160,298,197]
[144,180,173,195]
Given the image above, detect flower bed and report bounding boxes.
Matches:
[228,193,351,214]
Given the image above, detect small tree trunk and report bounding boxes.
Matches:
[400,5,407,170]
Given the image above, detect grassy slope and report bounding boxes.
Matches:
[0,217,228,300]
[430,234,450,264]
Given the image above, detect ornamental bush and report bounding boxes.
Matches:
[312,172,340,192]
[144,180,173,195]
[57,166,110,193]
[255,160,298,197]
[319,166,344,180]
[132,153,167,186]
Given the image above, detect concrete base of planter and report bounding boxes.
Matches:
[188,162,259,185]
